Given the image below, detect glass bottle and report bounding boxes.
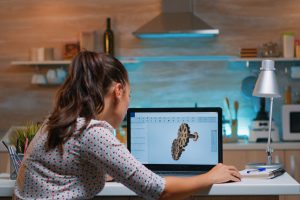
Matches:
[284,85,292,104]
[103,17,114,56]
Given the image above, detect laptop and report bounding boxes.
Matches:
[127,107,222,176]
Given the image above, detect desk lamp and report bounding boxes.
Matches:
[247,59,282,169]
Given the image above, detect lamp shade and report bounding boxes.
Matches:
[253,60,281,98]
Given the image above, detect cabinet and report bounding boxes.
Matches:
[223,143,300,200]
[223,150,285,170]
[284,150,300,182]
[0,153,9,173]
[284,151,300,200]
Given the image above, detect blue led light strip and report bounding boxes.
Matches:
[136,33,217,39]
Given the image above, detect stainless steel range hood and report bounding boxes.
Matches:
[133,0,219,39]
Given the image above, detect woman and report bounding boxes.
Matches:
[14,51,241,200]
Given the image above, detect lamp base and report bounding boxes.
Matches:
[246,162,283,169]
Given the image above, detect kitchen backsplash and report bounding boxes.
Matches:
[125,60,300,138]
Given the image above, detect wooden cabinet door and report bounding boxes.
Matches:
[0,152,9,173]
[284,150,300,200]
[223,150,284,170]
[223,150,247,170]
[284,150,300,182]
[245,150,285,167]
[224,150,286,200]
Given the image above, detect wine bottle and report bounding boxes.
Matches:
[103,17,114,56]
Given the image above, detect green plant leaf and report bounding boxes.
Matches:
[9,122,41,153]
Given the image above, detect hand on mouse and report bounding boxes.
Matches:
[206,163,241,184]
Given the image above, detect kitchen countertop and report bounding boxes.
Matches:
[0,173,299,197]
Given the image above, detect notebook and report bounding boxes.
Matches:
[240,167,286,179]
[127,107,222,176]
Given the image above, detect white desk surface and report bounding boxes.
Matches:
[0,173,299,197]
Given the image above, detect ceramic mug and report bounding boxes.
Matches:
[56,68,67,83]
[31,74,47,85]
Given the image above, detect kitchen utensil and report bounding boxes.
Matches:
[224,97,232,121]
[234,100,239,119]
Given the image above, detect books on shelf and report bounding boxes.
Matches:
[240,48,258,58]
[240,167,286,179]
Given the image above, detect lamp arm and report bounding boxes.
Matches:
[267,97,274,165]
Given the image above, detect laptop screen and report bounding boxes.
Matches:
[127,107,222,172]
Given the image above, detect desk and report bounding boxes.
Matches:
[0,173,299,200]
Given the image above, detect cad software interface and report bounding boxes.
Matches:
[129,111,219,165]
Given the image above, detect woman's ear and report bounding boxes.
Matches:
[114,83,124,99]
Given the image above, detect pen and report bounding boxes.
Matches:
[270,168,285,179]
[246,167,266,174]
[7,146,18,174]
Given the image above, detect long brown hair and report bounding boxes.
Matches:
[46,51,128,153]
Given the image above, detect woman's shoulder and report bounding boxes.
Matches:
[77,118,114,135]
[77,118,119,145]
[88,119,114,131]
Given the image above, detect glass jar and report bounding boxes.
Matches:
[283,32,295,58]
[295,39,300,58]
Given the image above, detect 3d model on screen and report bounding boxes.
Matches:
[171,123,199,160]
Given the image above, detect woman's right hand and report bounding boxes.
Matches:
[161,164,241,200]
[206,163,241,184]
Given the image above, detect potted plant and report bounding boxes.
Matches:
[1,122,41,179]
[9,122,41,154]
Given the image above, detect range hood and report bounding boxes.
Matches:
[133,0,219,39]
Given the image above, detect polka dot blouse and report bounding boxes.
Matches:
[14,118,165,199]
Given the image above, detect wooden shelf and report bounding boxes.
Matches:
[10,59,139,66]
[10,55,239,66]
[30,83,62,87]
[230,57,300,62]
[11,60,71,66]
